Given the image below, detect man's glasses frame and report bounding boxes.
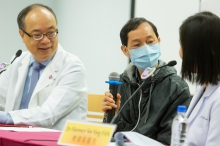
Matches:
[21,29,58,41]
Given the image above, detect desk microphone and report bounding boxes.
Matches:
[110,60,177,124]
[105,72,122,123]
[156,60,176,70]
[11,50,22,64]
[0,50,22,74]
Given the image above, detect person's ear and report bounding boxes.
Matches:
[157,37,161,43]
[19,29,25,43]
[121,45,130,57]
[179,47,183,59]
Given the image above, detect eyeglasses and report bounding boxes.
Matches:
[21,29,58,40]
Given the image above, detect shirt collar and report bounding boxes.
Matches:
[29,51,56,67]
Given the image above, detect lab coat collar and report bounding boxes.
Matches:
[186,82,220,124]
[11,54,30,111]
[30,43,65,100]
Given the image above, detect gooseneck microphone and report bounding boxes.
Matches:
[110,60,177,124]
[156,60,176,70]
[0,50,22,74]
[11,50,22,64]
[105,72,122,123]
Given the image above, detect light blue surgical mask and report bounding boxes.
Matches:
[128,43,161,71]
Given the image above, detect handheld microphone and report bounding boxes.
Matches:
[0,50,22,74]
[110,60,177,124]
[105,72,122,123]
[11,50,22,64]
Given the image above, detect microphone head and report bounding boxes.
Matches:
[109,72,120,81]
[167,60,177,67]
[16,50,22,57]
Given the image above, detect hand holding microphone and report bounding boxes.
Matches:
[102,61,177,124]
[104,72,122,123]
[102,91,121,114]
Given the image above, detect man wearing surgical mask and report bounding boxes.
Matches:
[101,18,191,145]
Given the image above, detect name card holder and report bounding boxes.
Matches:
[58,120,116,146]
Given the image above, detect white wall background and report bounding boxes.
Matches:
[1,0,219,95]
[55,1,130,94]
[201,0,220,17]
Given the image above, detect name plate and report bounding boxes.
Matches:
[58,120,116,146]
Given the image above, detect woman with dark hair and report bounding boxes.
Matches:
[179,11,220,146]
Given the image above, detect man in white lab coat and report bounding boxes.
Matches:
[0,3,88,130]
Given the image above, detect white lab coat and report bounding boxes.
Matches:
[0,44,88,130]
[186,82,220,146]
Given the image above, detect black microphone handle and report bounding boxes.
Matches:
[10,56,17,64]
[0,70,5,74]
[110,80,146,124]
[107,84,118,123]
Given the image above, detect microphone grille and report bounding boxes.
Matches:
[16,50,22,57]
[167,60,177,67]
[109,72,120,81]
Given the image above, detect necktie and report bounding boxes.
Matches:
[20,62,45,109]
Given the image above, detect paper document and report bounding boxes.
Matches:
[108,142,136,146]
[114,131,164,146]
[0,127,60,132]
